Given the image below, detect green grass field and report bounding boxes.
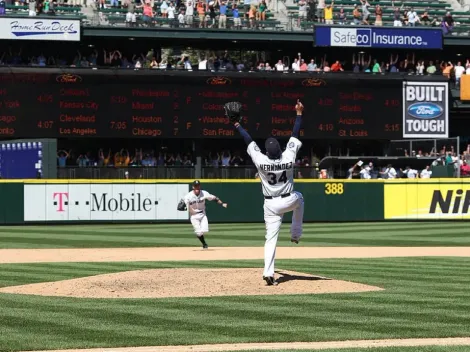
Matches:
[0,223,469,352]
[0,222,469,248]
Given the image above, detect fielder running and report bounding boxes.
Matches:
[178,180,228,249]
[225,100,305,286]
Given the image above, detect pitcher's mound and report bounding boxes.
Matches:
[0,268,383,299]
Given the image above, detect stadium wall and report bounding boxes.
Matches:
[3,179,470,224]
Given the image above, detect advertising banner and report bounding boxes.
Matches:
[24,183,189,221]
[315,26,443,49]
[0,18,80,41]
[402,81,448,138]
[384,182,470,220]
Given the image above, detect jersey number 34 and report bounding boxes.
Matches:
[267,171,288,185]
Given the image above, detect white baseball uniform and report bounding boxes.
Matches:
[247,136,304,278]
[183,190,217,237]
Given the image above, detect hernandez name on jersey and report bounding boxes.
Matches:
[248,136,302,197]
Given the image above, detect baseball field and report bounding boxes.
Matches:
[1,222,470,352]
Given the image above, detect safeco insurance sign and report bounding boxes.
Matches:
[315,27,443,49]
[24,183,189,221]
[402,81,448,138]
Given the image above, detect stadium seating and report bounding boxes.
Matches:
[1,0,469,33]
[288,0,470,34]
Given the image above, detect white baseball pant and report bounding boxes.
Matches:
[263,191,304,277]
[190,212,209,237]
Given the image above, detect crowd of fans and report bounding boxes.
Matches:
[1,47,470,85]
[58,144,470,179]
[303,0,456,34]
[343,145,470,180]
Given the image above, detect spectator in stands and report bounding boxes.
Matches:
[142,1,154,26]
[360,0,370,25]
[407,7,419,27]
[455,61,465,86]
[0,0,5,16]
[29,0,36,16]
[77,154,89,167]
[168,2,177,26]
[461,161,470,177]
[374,4,382,26]
[299,59,307,71]
[427,60,437,74]
[401,166,418,178]
[292,57,300,72]
[259,0,267,21]
[347,162,360,179]
[244,0,251,20]
[420,165,432,178]
[337,6,346,25]
[248,5,256,28]
[208,2,217,28]
[57,150,70,168]
[442,12,454,35]
[298,0,307,26]
[324,2,333,25]
[416,60,424,75]
[393,3,402,27]
[218,0,227,28]
[466,60,470,75]
[420,11,431,26]
[307,59,317,71]
[380,164,397,179]
[230,151,244,166]
[185,0,194,26]
[316,0,325,23]
[125,0,137,27]
[352,5,360,25]
[196,0,206,27]
[331,60,343,72]
[442,61,453,78]
[274,59,283,71]
[161,0,169,17]
[359,164,371,179]
[232,5,241,29]
[371,59,381,73]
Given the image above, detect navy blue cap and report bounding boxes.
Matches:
[265,138,281,159]
[192,180,201,186]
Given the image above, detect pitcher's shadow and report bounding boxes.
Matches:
[275,271,332,285]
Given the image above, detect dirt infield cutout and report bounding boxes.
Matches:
[26,337,470,352]
[0,268,382,299]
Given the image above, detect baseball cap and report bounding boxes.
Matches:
[265,137,281,159]
[192,180,201,186]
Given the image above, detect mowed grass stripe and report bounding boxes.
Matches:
[1,258,470,351]
[1,223,470,248]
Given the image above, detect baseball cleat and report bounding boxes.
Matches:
[203,244,209,249]
[291,238,299,244]
[263,276,278,286]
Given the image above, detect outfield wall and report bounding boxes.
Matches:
[2,179,470,224]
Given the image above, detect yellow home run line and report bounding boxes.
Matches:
[1,247,470,264]
[27,337,470,352]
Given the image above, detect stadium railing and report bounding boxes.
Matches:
[55,166,316,179]
[57,166,196,179]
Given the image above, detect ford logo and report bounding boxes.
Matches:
[407,103,443,119]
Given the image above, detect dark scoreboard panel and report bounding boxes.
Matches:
[0,70,404,139]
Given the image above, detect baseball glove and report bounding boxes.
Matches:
[177,199,187,211]
[224,102,243,124]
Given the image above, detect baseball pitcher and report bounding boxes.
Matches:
[178,180,228,249]
[225,100,305,286]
